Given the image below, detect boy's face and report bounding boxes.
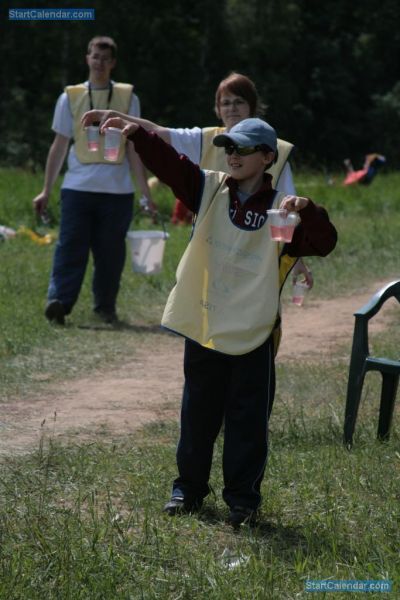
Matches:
[226,148,274,182]
[218,93,251,131]
[86,46,116,83]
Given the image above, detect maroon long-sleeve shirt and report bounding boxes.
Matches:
[129,127,337,257]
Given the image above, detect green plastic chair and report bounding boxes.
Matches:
[344,279,400,447]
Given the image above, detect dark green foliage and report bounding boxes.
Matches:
[1,0,400,168]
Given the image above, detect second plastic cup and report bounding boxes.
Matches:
[292,280,309,306]
[86,126,100,152]
[267,209,298,242]
[104,127,122,161]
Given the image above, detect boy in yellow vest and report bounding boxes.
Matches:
[83,112,337,526]
[33,36,155,325]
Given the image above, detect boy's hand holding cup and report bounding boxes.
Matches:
[100,117,139,138]
[81,112,140,161]
[267,195,308,243]
[81,109,114,129]
[279,195,309,212]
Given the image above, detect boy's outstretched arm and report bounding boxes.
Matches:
[96,118,203,214]
[81,109,172,143]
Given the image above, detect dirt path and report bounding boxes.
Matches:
[0,280,397,456]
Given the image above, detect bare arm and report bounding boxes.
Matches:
[126,142,158,212]
[81,109,172,144]
[292,259,314,288]
[32,133,70,215]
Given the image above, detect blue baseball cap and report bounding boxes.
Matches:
[213,118,277,152]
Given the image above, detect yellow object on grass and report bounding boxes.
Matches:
[17,226,56,245]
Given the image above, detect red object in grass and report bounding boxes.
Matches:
[343,169,368,185]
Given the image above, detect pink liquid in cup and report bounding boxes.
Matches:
[292,281,308,306]
[292,294,305,306]
[267,210,297,242]
[86,126,100,151]
[104,127,122,161]
[270,224,296,242]
[283,225,296,242]
[270,225,286,241]
[104,147,119,161]
[88,141,99,152]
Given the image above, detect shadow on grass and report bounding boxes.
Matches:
[197,500,353,564]
[197,505,226,525]
[199,505,306,543]
[77,321,165,334]
[252,519,305,542]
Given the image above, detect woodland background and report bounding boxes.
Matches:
[1,0,400,171]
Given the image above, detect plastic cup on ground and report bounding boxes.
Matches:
[292,280,309,306]
[85,126,100,152]
[104,127,122,161]
[267,209,298,242]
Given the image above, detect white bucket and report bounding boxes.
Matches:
[126,230,169,275]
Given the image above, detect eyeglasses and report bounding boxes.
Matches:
[219,99,247,109]
[225,145,262,156]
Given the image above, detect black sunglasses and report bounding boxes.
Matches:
[225,145,262,156]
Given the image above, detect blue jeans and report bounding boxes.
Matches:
[172,336,275,510]
[48,189,133,314]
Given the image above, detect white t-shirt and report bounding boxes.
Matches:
[52,81,140,194]
[169,126,296,194]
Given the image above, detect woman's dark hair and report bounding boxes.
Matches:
[215,72,266,118]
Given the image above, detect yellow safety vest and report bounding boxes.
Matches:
[162,171,297,355]
[200,126,294,187]
[66,82,133,164]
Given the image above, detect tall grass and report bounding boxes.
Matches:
[0,167,399,598]
[0,398,398,598]
[1,168,399,400]
[294,170,400,296]
[0,168,186,398]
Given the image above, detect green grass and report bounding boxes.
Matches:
[0,169,189,399]
[0,167,399,598]
[0,395,398,598]
[294,170,400,297]
[1,168,398,399]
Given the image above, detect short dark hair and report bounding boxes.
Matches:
[261,146,279,170]
[87,36,117,58]
[215,72,266,118]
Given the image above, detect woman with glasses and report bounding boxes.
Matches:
[169,72,294,225]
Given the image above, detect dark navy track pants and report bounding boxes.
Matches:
[172,335,275,510]
[48,189,133,314]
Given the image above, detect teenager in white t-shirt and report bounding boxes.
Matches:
[33,36,155,325]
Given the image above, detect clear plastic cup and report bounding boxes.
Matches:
[85,126,100,152]
[267,209,298,242]
[104,127,122,161]
[292,280,309,306]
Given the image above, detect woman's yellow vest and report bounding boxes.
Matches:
[200,127,294,187]
[161,171,297,355]
[65,82,133,164]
